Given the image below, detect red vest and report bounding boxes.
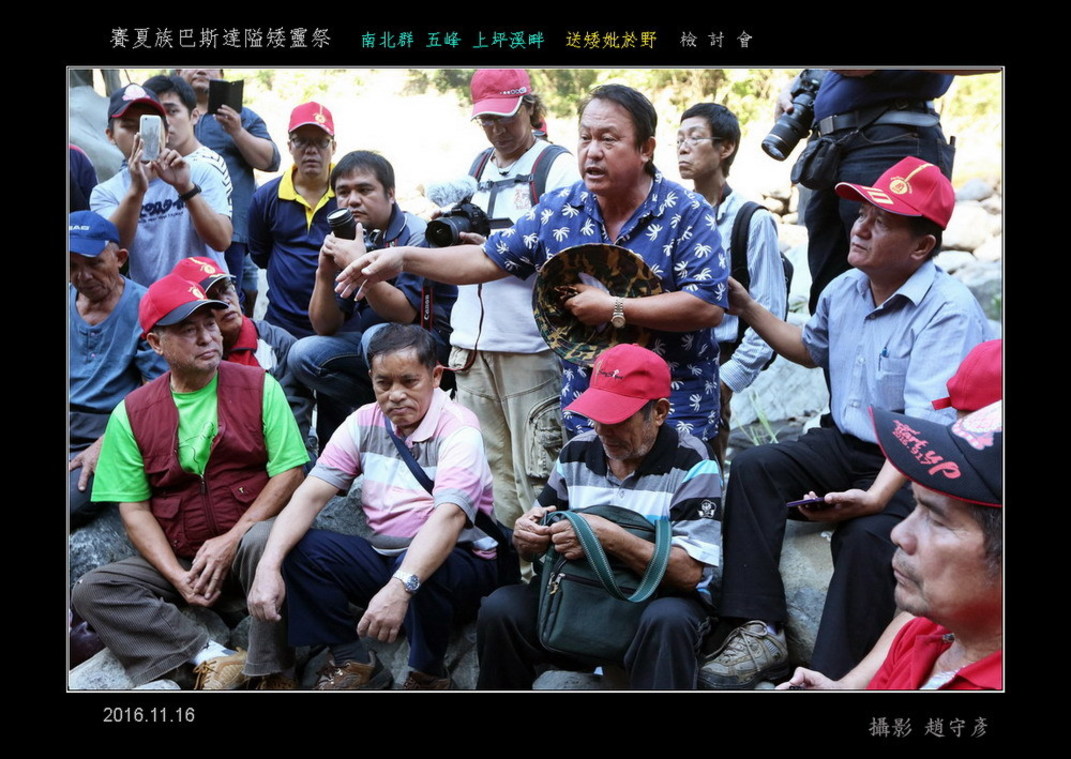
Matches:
[125,362,269,559]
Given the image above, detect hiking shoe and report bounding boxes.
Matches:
[315,652,394,690]
[402,669,453,690]
[698,621,789,689]
[250,673,298,690]
[193,649,249,690]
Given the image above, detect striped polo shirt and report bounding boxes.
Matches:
[311,388,495,556]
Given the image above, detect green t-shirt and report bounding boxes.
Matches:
[92,372,308,503]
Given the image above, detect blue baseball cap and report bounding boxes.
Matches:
[69,211,120,257]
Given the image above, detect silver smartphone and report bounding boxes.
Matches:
[139,114,163,163]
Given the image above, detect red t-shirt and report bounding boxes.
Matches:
[868,617,1002,690]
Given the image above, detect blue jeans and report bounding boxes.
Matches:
[805,123,953,312]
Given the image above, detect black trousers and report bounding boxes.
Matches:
[476,582,711,690]
[719,426,914,679]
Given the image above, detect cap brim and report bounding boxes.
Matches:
[871,406,1001,507]
[471,97,522,119]
[834,182,923,218]
[565,387,648,425]
[155,299,229,328]
[112,98,167,120]
[199,273,235,291]
[69,238,108,257]
[289,121,333,136]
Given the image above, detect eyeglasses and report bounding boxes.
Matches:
[676,136,722,149]
[289,135,333,150]
[474,113,519,128]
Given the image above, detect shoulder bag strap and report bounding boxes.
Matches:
[560,512,672,602]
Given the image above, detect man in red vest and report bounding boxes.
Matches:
[72,274,307,689]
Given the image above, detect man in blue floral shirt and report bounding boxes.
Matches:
[335,84,729,443]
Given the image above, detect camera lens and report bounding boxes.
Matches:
[327,208,358,240]
[426,216,467,248]
[762,134,790,161]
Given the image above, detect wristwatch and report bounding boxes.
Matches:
[178,183,202,202]
[392,570,421,594]
[610,297,626,329]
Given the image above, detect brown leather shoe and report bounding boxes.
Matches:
[402,669,453,690]
[315,652,394,690]
[250,673,298,690]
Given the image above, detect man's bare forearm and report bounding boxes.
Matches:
[120,501,187,585]
[620,292,724,332]
[184,194,233,252]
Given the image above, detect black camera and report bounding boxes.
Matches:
[425,198,510,248]
[762,69,827,161]
[327,208,358,240]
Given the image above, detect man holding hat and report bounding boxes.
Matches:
[701,156,992,687]
[72,274,307,689]
[476,344,723,689]
[68,211,167,528]
[248,101,338,338]
[779,400,1003,690]
[335,84,728,446]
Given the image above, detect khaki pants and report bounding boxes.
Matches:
[450,348,563,579]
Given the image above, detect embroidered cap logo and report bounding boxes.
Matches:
[888,162,935,196]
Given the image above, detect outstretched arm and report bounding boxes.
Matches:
[728,276,814,367]
[334,243,507,298]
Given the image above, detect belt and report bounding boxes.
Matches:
[815,100,940,137]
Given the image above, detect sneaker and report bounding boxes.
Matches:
[315,652,394,690]
[402,669,453,690]
[698,621,789,689]
[193,649,249,691]
[250,673,298,690]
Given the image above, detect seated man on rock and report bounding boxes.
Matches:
[778,400,1002,690]
[476,344,723,689]
[171,256,314,455]
[69,210,167,528]
[288,150,455,448]
[248,323,500,690]
[72,274,307,689]
[701,157,991,688]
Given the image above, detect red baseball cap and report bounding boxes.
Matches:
[835,156,955,229]
[565,344,671,425]
[470,69,531,117]
[932,339,1003,412]
[139,273,228,335]
[172,256,233,292]
[288,101,335,136]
